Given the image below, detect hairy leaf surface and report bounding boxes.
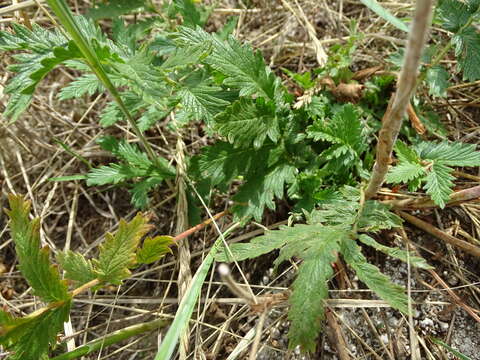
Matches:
[6,195,69,302]
[57,250,96,285]
[341,239,409,313]
[94,214,153,284]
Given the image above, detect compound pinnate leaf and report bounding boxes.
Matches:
[57,250,96,285]
[6,195,70,303]
[94,213,153,284]
[1,303,71,360]
[136,236,174,264]
[215,97,280,149]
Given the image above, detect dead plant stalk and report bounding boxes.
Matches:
[365,0,434,199]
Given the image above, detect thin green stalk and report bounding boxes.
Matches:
[50,318,168,360]
[154,223,240,360]
[45,0,159,166]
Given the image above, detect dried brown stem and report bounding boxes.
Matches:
[365,0,434,199]
[398,211,480,258]
[326,309,351,360]
[173,210,229,242]
[425,270,480,323]
[385,184,480,209]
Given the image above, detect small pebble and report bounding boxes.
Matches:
[420,318,434,328]
[439,321,449,331]
[380,334,389,344]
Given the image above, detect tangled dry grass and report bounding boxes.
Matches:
[1,0,480,359]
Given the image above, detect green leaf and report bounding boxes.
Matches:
[360,0,409,32]
[97,136,152,169]
[86,164,145,186]
[190,141,267,186]
[417,141,480,166]
[177,27,283,102]
[217,223,343,352]
[386,162,426,184]
[453,26,480,81]
[309,187,401,233]
[3,93,32,122]
[0,303,71,360]
[215,98,279,149]
[395,141,420,164]
[58,74,104,100]
[136,236,174,264]
[341,238,409,313]
[358,235,432,269]
[232,163,297,221]
[426,65,450,97]
[57,250,96,285]
[288,256,335,352]
[437,0,475,32]
[0,23,69,120]
[86,0,147,20]
[173,0,210,28]
[423,162,455,208]
[6,195,70,303]
[130,177,164,209]
[215,224,331,263]
[94,213,152,284]
[177,71,231,121]
[49,174,88,182]
[22,41,82,94]
[307,104,367,174]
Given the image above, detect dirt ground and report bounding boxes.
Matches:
[1,0,480,359]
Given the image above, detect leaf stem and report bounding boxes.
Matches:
[173,210,229,242]
[50,318,168,360]
[45,0,160,167]
[365,0,434,199]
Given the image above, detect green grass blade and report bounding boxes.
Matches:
[360,0,409,32]
[430,337,472,360]
[154,223,239,359]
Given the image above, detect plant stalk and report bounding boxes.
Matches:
[45,0,160,166]
[364,0,434,199]
[50,318,168,360]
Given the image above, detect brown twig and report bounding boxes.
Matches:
[365,0,434,199]
[326,309,351,360]
[173,210,229,242]
[398,210,480,258]
[385,184,480,209]
[425,270,480,323]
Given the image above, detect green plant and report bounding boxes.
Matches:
[387,140,480,207]
[1,0,480,356]
[1,195,173,360]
